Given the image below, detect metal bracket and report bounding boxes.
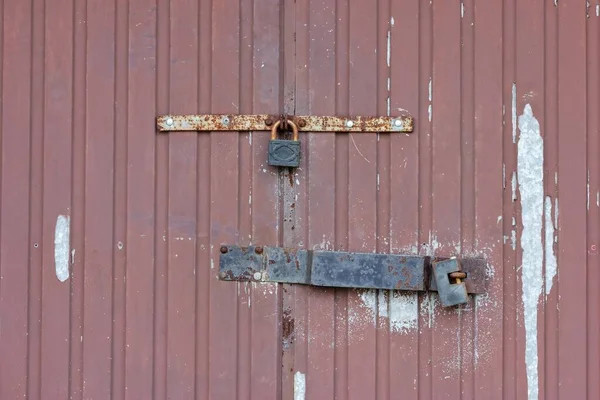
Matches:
[218,245,486,307]
[156,114,414,133]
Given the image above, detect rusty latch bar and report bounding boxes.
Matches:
[156,114,413,133]
[218,245,486,307]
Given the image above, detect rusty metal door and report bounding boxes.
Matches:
[0,0,596,399]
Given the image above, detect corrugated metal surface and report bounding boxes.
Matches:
[0,0,595,399]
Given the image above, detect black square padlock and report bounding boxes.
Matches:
[268,120,301,168]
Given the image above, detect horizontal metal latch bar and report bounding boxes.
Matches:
[157,114,414,133]
[218,245,486,297]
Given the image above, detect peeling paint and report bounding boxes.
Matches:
[545,196,557,297]
[428,78,433,122]
[517,104,544,400]
[390,17,395,27]
[54,215,70,282]
[294,371,306,400]
[461,2,464,18]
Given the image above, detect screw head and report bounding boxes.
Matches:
[298,119,307,128]
[220,246,228,254]
[255,246,263,254]
[394,119,402,127]
[346,120,354,128]
[265,118,273,126]
[222,116,230,125]
[166,118,174,126]
[253,272,262,281]
[219,271,227,279]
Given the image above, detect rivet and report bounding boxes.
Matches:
[253,272,262,281]
[222,116,230,125]
[265,118,273,126]
[394,119,402,127]
[219,272,227,279]
[220,246,228,254]
[298,119,306,128]
[166,118,174,126]
[346,120,354,128]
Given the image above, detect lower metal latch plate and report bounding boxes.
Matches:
[218,245,486,307]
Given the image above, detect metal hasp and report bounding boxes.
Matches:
[218,245,486,307]
[156,114,414,133]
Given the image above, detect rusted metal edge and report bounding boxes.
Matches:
[218,245,486,295]
[156,114,414,133]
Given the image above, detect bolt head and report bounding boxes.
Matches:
[222,117,230,125]
[253,272,262,281]
[220,246,228,254]
[394,119,402,127]
[298,119,306,128]
[346,120,354,128]
[166,118,174,126]
[265,118,273,126]
[255,246,263,254]
[219,272,227,279]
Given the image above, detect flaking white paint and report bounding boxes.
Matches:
[54,215,70,282]
[294,371,306,400]
[517,104,544,400]
[389,291,418,333]
[544,196,557,297]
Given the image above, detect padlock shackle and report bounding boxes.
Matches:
[270,119,299,141]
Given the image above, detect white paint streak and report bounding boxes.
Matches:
[350,135,371,163]
[461,2,464,17]
[503,164,506,188]
[512,83,517,143]
[390,16,395,26]
[54,215,70,282]
[71,249,76,265]
[545,196,557,297]
[517,104,544,400]
[597,4,599,16]
[511,172,517,201]
[428,105,432,122]
[428,77,432,102]
[386,30,391,67]
[554,198,559,231]
[587,170,590,210]
[294,371,306,400]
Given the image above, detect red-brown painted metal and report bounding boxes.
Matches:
[0,1,596,399]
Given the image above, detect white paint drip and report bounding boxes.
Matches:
[294,371,306,400]
[517,104,544,400]
[512,83,517,143]
[544,196,557,297]
[54,215,70,282]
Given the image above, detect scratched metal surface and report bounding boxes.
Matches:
[0,0,595,399]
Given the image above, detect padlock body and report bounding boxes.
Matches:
[268,139,300,167]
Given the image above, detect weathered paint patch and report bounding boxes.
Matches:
[386,30,391,68]
[544,196,557,297]
[54,215,70,282]
[389,291,418,333]
[294,371,306,400]
[517,104,544,400]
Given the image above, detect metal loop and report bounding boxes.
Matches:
[270,119,299,141]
